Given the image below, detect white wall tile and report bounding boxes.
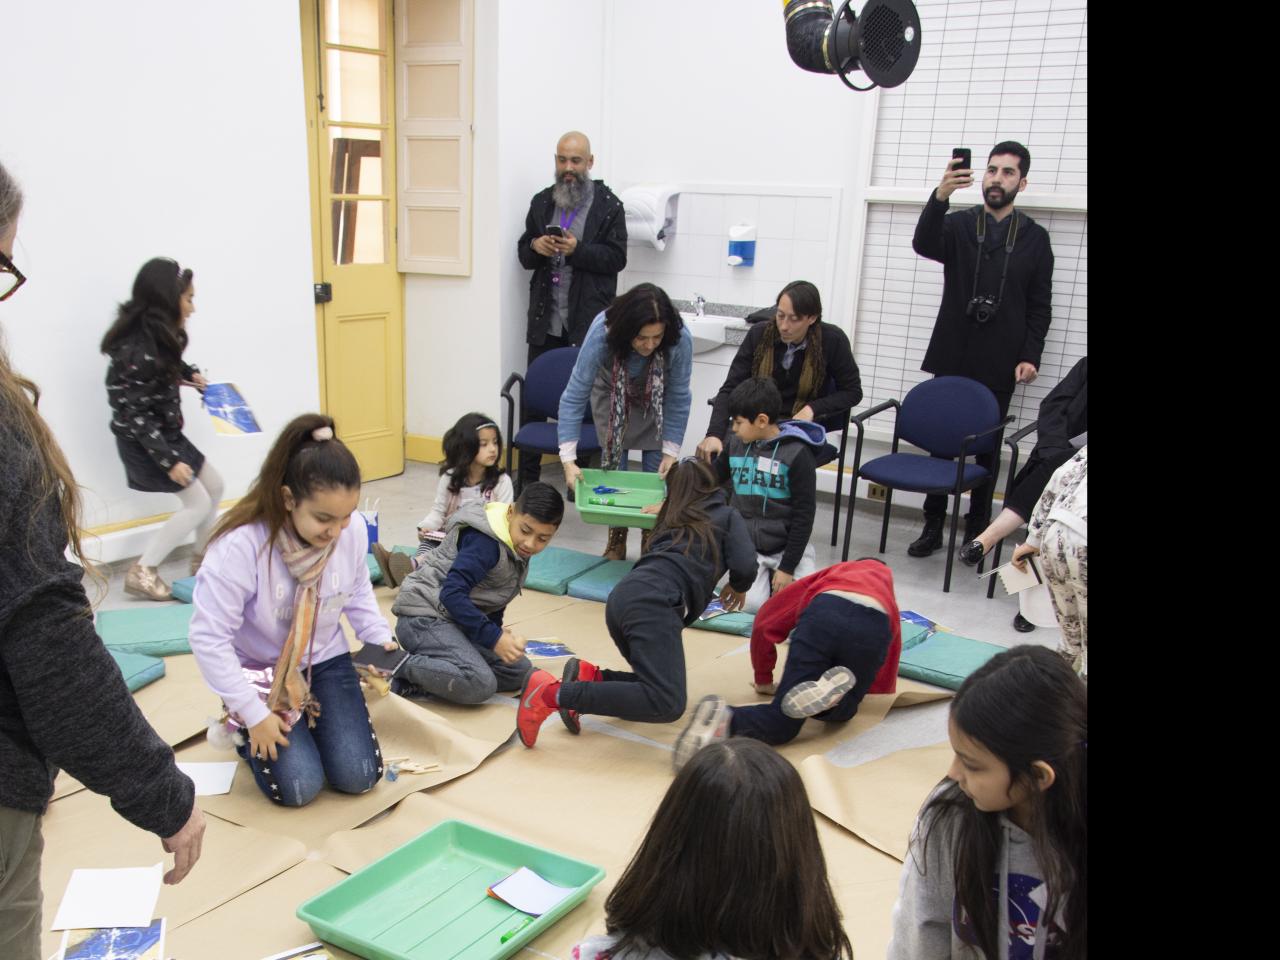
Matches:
[790,239,829,285]
[794,197,832,241]
[723,194,761,232]
[752,238,794,282]
[757,196,797,239]
[682,193,724,236]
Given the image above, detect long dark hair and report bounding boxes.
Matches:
[100,257,193,382]
[753,280,826,414]
[0,160,97,584]
[605,738,852,959]
[603,282,682,362]
[919,645,1087,959]
[649,458,722,567]
[209,413,361,552]
[440,411,505,495]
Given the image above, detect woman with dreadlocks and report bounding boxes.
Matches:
[558,282,693,560]
[696,280,862,465]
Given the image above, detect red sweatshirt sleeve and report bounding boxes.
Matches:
[749,585,804,686]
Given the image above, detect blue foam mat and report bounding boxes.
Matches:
[171,576,196,604]
[109,649,167,692]
[95,605,194,656]
[897,621,1003,690]
[565,559,636,602]
[525,547,610,596]
[688,611,755,637]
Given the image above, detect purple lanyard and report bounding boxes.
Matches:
[559,206,582,233]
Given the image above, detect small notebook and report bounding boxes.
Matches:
[351,644,410,677]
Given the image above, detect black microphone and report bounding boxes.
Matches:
[783,0,922,90]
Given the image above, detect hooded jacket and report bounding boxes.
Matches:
[392,501,528,649]
[749,560,902,689]
[715,420,830,574]
[889,793,1065,959]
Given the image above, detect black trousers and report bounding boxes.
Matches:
[923,387,1011,522]
[729,595,891,745]
[557,571,688,723]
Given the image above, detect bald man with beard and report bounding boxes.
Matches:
[516,131,627,487]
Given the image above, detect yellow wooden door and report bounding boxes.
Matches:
[301,0,404,479]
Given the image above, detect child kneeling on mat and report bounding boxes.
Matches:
[673,559,903,767]
[189,414,398,807]
[516,458,757,748]
[390,482,563,704]
[713,376,830,613]
[573,738,853,960]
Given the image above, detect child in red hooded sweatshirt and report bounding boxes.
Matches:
[674,559,902,768]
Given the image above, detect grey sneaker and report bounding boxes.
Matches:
[390,677,430,700]
[781,667,857,719]
[672,695,732,773]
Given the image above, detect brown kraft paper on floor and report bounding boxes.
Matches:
[167,860,361,960]
[178,687,509,849]
[132,652,222,746]
[39,789,305,960]
[801,741,953,861]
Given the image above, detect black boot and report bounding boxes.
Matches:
[1012,612,1037,633]
[907,515,945,557]
[963,512,989,544]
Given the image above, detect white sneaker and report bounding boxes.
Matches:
[781,667,857,719]
[672,695,732,773]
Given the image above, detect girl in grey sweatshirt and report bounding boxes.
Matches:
[888,645,1086,960]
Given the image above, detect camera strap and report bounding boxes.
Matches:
[971,208,1020,308]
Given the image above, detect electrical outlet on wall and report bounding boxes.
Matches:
[867,483,888,501]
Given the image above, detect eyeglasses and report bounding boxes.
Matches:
[0,249,25,302]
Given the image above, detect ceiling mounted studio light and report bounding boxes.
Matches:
[783,0,923,91]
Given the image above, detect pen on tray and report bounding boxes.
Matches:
[500,915,536,942]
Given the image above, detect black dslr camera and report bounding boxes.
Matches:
[966,295,1000,324]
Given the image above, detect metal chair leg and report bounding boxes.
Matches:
[830,423,850,546]
[944,493,962,593]
[878,490,893,554]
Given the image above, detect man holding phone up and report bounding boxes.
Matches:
[906,141,1054,559]
[516,131,627,488]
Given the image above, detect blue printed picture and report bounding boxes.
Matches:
[59,918,164,960]
[202,381,262,435]
[525,640,574,659]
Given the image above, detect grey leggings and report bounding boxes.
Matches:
[140,461,224,567]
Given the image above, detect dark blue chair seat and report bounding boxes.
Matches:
[859,454,989,494]
[512,421,600,456]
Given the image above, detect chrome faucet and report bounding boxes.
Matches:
[693,294,706,318]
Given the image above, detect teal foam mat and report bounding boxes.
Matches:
[171,576,196,604]
[565,559,635,602]
[95,605,194,656]
[367,544,418,585]
[897,622,1004,690]
[688,611,755,637]
[108,649,167,692]
[525,547,610,596]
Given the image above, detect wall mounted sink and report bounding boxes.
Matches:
[680,313,736,355]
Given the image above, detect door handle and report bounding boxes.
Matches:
[314,282,332,304]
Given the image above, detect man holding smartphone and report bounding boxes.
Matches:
[516,131,628,488]
[906,140,1054,559]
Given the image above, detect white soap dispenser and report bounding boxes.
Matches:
[727,223,757,266]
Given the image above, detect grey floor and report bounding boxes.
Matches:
[93,459,1061,769]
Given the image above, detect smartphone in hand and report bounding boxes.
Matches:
[544,225,565,237]
[951,147,972,171]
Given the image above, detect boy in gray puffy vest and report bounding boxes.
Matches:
[390,482,564,704]
[714,377,831,613]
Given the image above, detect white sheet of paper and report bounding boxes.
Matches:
[488,866,576,916]
[51,863,163,930]
[995,555,1044,595]
[176,761,239,796]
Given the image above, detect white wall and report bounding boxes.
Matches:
[1,2,318,556]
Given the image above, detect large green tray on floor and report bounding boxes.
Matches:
[573,468,664,529]
[297,819,604,960]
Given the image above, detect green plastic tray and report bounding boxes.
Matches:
[574,468,665,530]
[297,819,604,960]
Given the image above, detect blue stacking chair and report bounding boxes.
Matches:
[501,347,600,495]
[840,376,1012,592]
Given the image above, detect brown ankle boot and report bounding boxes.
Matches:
[602,526,628,561]
[639,527,654,556]
[125,562,173,601]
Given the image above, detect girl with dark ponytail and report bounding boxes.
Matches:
[189,414,398,808]
[889,645,1087,960]
[102,257,223,600]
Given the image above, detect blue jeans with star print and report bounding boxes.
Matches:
[235,653,384,806]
